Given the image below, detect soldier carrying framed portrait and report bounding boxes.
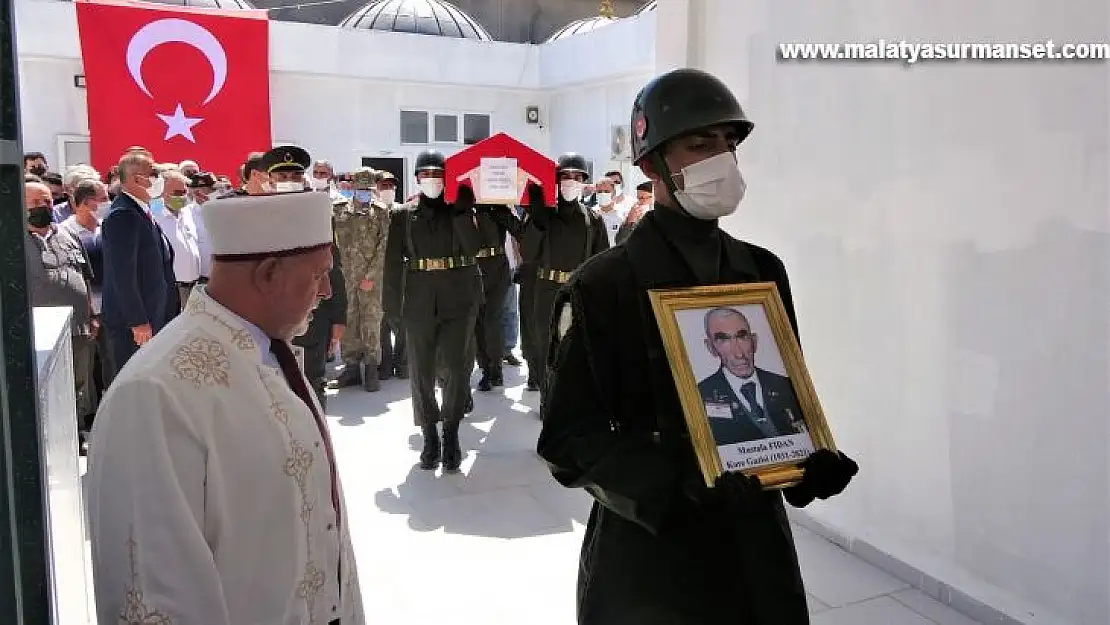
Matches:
[649,281,837,488]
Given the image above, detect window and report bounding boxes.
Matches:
[55,134,91,170]
[463,114,491,145]
[400,110,429,145]
[398,110,492,146]
[433,114,458,143]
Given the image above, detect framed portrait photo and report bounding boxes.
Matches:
[648,282,836,489]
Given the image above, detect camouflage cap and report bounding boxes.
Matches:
[351,167,377,189]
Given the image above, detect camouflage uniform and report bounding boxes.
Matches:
[331,167,391,392]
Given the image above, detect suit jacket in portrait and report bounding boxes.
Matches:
[698,367,804,446]
[100,193,176,332]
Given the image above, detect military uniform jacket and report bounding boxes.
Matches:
[519,199,610,272]
[333,199,390,287]
[386,196,483,320]
[536,207,809,625]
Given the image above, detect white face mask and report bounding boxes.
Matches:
[147,175,165,199]
[95,201,111,220]
[559,180,583,202]
[274,181,303,193]
[672,152,746,220]
[595,192,613,206]
[310,177,330,191]
[378,189,396,205]
[419,179,444,199]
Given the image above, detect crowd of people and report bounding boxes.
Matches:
[25,67,859,625]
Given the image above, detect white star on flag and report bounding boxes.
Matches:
[156,104,203,142]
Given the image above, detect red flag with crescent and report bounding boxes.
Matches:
[76,0,271,178]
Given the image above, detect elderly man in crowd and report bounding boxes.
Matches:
[153,170,202,310]
[24,179,98,452]
[87,190,365,625]
[52,164,100,223]
[100,150,177,369]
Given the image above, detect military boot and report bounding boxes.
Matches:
[442,420,462,473]
[476,371,492,392]
[489,366,504,388]
[419,424,441,470]
[328,360,362,389]
[362,360,381,392]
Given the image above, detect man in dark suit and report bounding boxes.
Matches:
[697,307,805,446]
[100,151,176,370]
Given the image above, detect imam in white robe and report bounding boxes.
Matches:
[86,287,364,625]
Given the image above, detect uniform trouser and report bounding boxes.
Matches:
[502,283,519,352]
[474,256,511,378]
[71,334,96,425]
[341,284,383,367]
[532,278,563,390]
[378,314,407,376]
[518,263,538,379]
[294,320,330,407]
[408,305,478,427]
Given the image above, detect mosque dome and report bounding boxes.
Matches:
[139,0,256,9]
[635,0,657,14]
[544,1,621,44]
[339,0,492,41]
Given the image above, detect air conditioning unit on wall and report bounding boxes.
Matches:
[610,124,631,160]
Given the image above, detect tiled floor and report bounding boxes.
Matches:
[79,359,984,625]
[324,362,984,625]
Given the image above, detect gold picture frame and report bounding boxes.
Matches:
[648,282,837,489]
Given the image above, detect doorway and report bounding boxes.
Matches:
[362,157,406,202]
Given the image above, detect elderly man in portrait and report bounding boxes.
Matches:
[697,307,805,446]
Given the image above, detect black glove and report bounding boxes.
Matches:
[523,182,550,229]
[783,449,859,508]
[453,183,476,216]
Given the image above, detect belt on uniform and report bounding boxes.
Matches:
[537,267,573,284]
[177,280,197,287]
[475,247,503,258]
[411,256,476,271]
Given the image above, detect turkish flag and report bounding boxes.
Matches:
[76,0,271,178]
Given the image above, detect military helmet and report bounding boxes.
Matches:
[630,68,753,164]
[556,153,590,180]
[414,149,446,172]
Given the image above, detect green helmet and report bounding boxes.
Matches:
[630,68,754,164]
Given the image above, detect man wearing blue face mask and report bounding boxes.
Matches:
[100,151,177,369]
[330,167,390,393]
[537,68,859,625]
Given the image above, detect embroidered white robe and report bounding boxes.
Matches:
[87,288,364,625]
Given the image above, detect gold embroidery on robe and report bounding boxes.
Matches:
[171,337,231,388]
[120,530,174,625]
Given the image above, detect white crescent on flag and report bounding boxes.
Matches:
[126,18,229,141]
[126,18,227,104]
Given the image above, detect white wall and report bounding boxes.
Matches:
[670,1,1110,623]
[13,0,652,180]
[541,10,655,184]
